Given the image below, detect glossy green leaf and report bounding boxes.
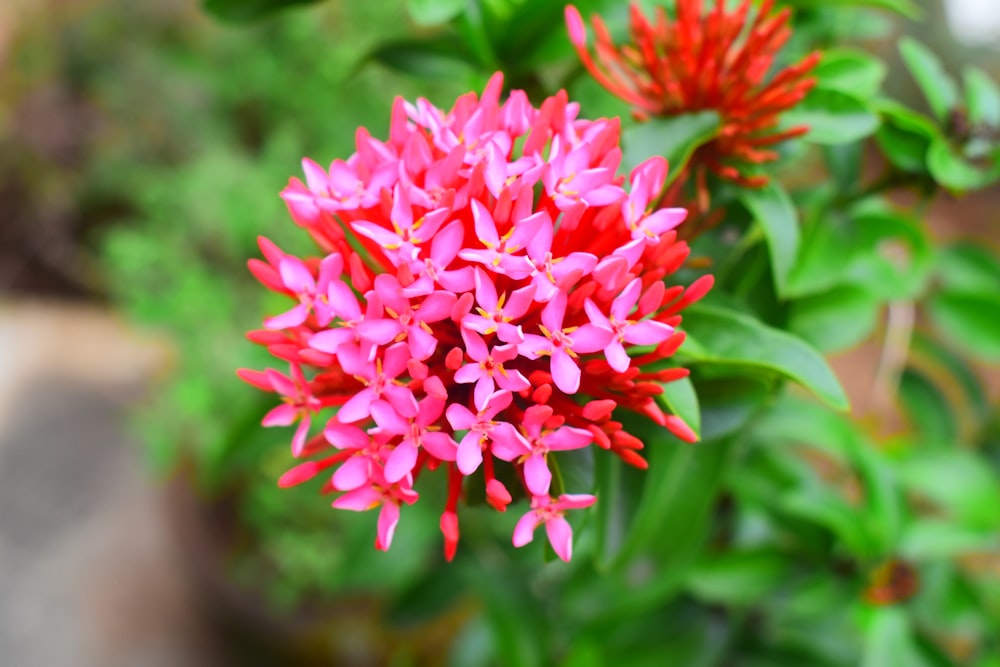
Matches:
[814,48,888,99]
[740,182,800,297]
[621,112,721,180]
[964,66,1000,127]
[407,0,465,26]
[909,331,990,428]
[202,0,321,22]
[789,285,880,353]
[843,205,933,300]
[928,290,1000,361]
[550,446,595,496]
[681,305,849,411]
[936,242,1000,294]
[657,375,701,438]
[697,377,771,442]
[927,136,1000,191]
[786,210,856,297]
[685,550,787,606]
[899,37,959,122]
[782,89,879,145]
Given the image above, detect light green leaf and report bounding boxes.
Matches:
[900,520,999,561]
[782,0,921,19]
[862,608,926,667]
[202,0,321,22]
[789,285,881,353]
[898,450,1000,530]
[685,550,787,606]
[657,375,701,438]
[740,182,800,297]
[899,37,959,122]
[680,305,849,411]
[927,136,1000,191]
[782,88,880,145]
[621,112,721,181]
[928,290,1000,361]
[898,368,958,443]
[936,242,1000,294]
[407,0,465,26]
[964,66,1000,127]
[874,99,940,173]
[814,48,888,99]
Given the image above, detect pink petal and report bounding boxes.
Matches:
[454,363,483,385]
[606,341,631,373]
[570,324,614,354]
[554,493,597,511]
[291,418,311,456]
[431,220,466,264]
[545,426,593,451]
[541,293,567,333]
[512,510,540,548]
[474,374,495,409]
[524,454,552,496]
[612,279,642,321]
[385,384,420,419]
[308,327,355,354]
[329,281,362,321]
[376,501,401,551]
[473,268,499,310]
[407,324,438,360]
[333,486,381,511]
[545,516,574,562]
[417,292,457,323]
[550,349,581,394]
[338,388,376,423]
[357,318,403,345]
[262,403,297,427]
[505,284,536,319]
[456,433,484,475]
[641,207,687,236]
[302,157,328,193]
[384,440,419,483]
[279,257,315,294]
[461,328,489,361]
[471,198,499,245]
[371,400,409,435]
[333,456,371,491]
[490,423,530,460]
[496,369,530,393]
[446,403,476,431]
[324,422,369,450]
[351,220,403,250]
[624,320,674,345]
[264,304,309,330]
[421,432,457,462]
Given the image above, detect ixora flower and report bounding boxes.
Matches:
[566,0,820,187]
[240,73,712,562]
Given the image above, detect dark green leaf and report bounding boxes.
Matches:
[786,210,856,297]
[697,377,772,442]
[782,89,879,145]
[909,331,990,428]
[783,0,921,19]
[874,100,940,173]
[788,285,880,353]
[681,305,850,411]
[814,48,888,99]
[964,66,1000,127]
[550,446,595,496]
[407,0,465,26]
[899,37,959,122]
[365,36,478,81]
[928,290,1000,361]
[202,0,321,22]
[843,205,933,300]
[740,182,800,297]
[621,112,721,180]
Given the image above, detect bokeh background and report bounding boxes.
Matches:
[1,0,999,665]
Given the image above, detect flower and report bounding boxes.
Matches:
[241,73,712,562]
[566,0,820,187]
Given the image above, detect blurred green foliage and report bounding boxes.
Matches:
[8,0,995,662]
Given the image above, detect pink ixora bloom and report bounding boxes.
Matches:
[241,73,712,563]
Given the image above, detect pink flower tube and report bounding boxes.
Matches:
[239,73,711,562]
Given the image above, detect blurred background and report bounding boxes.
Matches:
[1,0,998,665]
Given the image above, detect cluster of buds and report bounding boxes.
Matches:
[566,0,820,188]
[240,73,711,562]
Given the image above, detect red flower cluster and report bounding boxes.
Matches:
[566,0,820,187]
[240,74,711,561]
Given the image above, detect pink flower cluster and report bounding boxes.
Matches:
[240,74,712,562]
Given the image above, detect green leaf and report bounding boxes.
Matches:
[680,305,849,411]
[202,0,321,22]
[936,242,1000,294]
[550,446,595,496]
[657,375,701,438]
[928,290,1000,361]
[898,368,958,443]
[788,285,880,353]
[685,550,787,606]
[814,48,888,99]
[786,210,856,297]
[740,182,800,297]
[364,36,478,80]
[898,449,1000,530]
[899,37,959,122]
[964,66,1000,127]
[782,88,880,145]
[782,0,921,18]
[909,331,990,429]
[407,0,465,26]
[862,608,927,667]
[900,520,999,561]
[843,206,933,301]
[620,112,721,180]
[927,136,1000,191]
[874,100,940,173]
